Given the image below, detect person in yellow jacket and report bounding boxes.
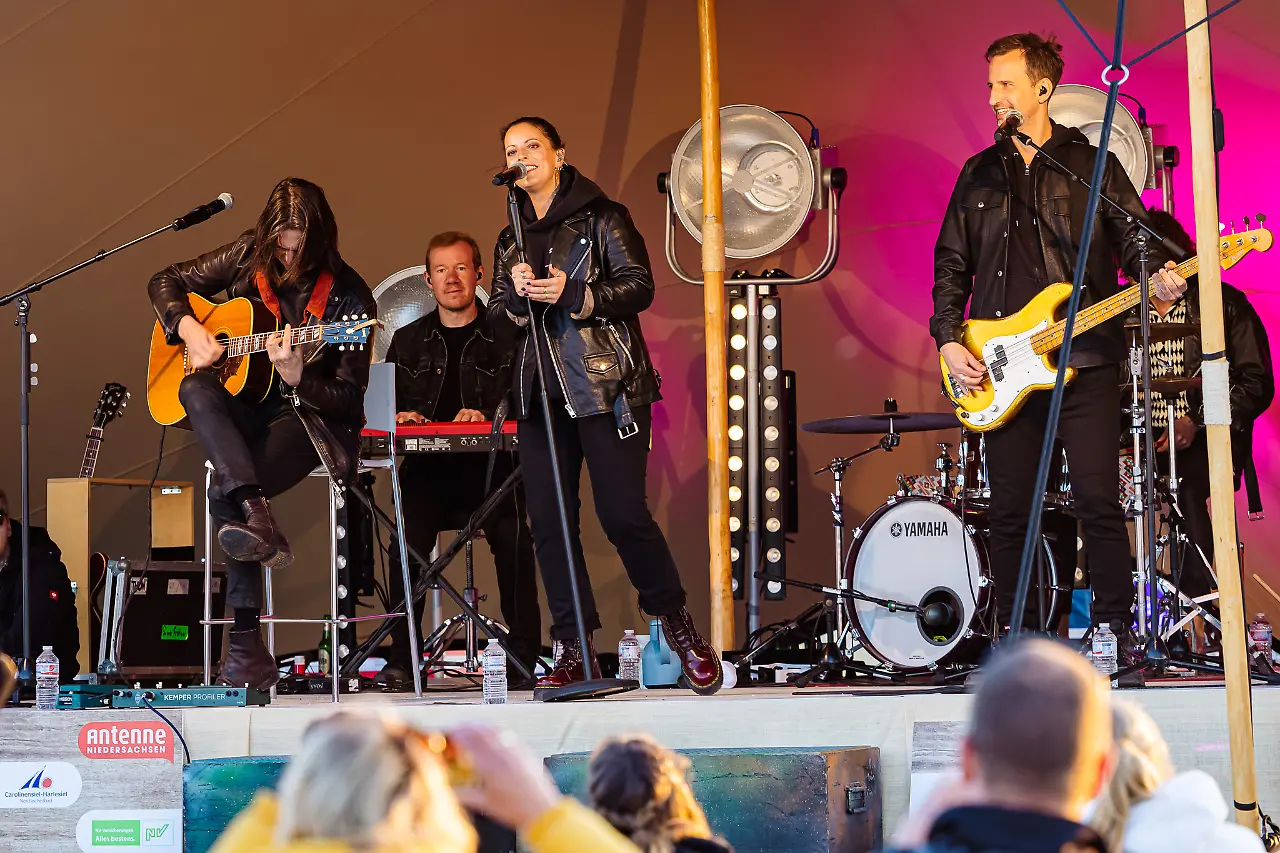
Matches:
[212,716,638,853]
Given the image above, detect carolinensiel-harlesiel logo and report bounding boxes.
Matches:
[0,762,83,808]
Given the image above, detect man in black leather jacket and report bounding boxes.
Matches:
[148,178,376,690]
[0,489,79,680]
[380,232,540,683]
[933,34,1185,643]
[1141,209,1273,600]
[882,640,1111,853]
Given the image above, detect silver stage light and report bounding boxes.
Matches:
[369,265,489,363]
[1049,84,1150,192]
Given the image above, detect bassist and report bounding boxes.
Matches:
[932,34,1185,649]
[147,177,376,690]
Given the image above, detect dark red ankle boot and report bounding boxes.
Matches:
[660,607,723,695]
[536,636,601,689]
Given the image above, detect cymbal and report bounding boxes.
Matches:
[802,412,962,434]
[1121,377,1203,395]
[1123,321,1200,343]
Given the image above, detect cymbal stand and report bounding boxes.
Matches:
[817,431,900,641]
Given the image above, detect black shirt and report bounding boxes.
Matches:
[1006,149,1047,314]
[436,316,482,421]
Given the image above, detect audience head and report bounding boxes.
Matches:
[588,734,713,853]
[963,638,1114,819]
[273,712,476,852]
[424,231,484,316]
[1090,699,1174,850]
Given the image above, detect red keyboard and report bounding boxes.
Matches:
[361,421,519,456]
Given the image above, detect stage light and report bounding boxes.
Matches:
[729,517,741,532]
[767,548,782,563]
[729,486,742,502]
[731,547,740,562]
[763,365,778,381]
[767,581,782,595]
[762,304,777,320]
[765,456,780,472]
[731,334,747,350]
[764,395,778,411]
[731,303,748,320]
[729,455,743,471]
[730,364,746,380]
[766,518,782,533]
[729,395,744,410]
[765,425,779,441]
[766,487,780,502]
[729,424,744,441]
[763,335,777,350]
[1049,85,1151,192]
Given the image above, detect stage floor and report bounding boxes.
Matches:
[181,678,1280,832]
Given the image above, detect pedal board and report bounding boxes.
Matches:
[57,684,116,710]
[110,687,270,708]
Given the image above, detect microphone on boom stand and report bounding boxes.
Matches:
[993,109,1024,142]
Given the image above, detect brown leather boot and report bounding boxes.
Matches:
[660,607,723,695]
[218,496,293,570]
[536,636,601,689]
[216,628,280,691]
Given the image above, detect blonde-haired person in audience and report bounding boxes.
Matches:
[588,734,733,853]
[1089,699,1262,853]
[213,715,639,853]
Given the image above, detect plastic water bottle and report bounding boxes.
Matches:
[482,639,507,704]
[35,646,59,710]
[1249,613,1273,656]
[618,630,641,681]
[1092,625,1118,678]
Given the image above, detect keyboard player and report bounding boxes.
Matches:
[380,231,541,686]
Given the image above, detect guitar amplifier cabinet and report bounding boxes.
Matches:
[90,556,226,678]
[546,746,882,852]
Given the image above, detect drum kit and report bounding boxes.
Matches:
[763,317,1226,684]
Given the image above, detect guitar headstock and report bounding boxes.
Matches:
[324,314,377,351]
[1220,215,1272,270]
[93,382,130,429]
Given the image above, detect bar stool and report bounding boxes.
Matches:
[201,363,422,701]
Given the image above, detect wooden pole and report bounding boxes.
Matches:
[1183,0,1258,830]
[697,0,733,652]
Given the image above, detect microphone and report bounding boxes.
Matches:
[921,601,953,628]
[492,162,528,186]
[993,109,1024,142]
[172,193,234,231]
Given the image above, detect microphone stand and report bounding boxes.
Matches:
[0,220,182,704]
[501,181,637,701]
[1007,128,1184,667]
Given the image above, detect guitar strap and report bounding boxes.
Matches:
[253,270,334,322]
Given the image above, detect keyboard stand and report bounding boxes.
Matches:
[342,466,533,683]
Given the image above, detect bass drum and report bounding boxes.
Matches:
[846,496,1066,670]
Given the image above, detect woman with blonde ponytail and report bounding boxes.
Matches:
[588,735,732,853]
[1090,699,1261,853]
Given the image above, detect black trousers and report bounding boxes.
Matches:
[519,399,686,640]
[387,454,541,669]
[986,365,1133,626]
[179,372,319,611]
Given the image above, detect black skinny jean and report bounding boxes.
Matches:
[518,399,686,640]
[1160,431,1216,599]
[179,372,320,611]
[986,364,1134,626]
[386,453,541,669]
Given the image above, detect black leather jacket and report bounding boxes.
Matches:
[885,806,1105,853]
[148,232,376,485]
[0,524,80,679]
[490,193,662,429]
[933,121,1174,365]
[383,309,518,420]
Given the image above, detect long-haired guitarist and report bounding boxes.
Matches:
[148,177,376,690]
[931,34,1186,653]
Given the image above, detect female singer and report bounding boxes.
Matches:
[490,116,722,694]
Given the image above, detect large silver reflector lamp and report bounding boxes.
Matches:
[671,105,816,259]
[1048,84,1150,192]
[370,265,488,363]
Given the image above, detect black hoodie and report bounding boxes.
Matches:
[511,165,608,395]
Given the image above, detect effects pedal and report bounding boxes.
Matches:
[110,686,271,708]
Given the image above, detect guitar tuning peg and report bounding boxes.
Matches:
[342,315,350,321]
[1258,213,1268,226]
[1229,219,1236,234]
[1244,215,1252,230]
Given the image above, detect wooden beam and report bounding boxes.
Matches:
[697,0,733,652]
[1184,0,1258,830]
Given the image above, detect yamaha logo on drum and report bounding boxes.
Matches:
[890,520,948,538]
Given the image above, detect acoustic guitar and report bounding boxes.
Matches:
[147,292,374,426]
[940,225,1273,431]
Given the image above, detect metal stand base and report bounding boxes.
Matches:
[534,678,639,702]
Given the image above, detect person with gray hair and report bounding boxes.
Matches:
[885,638,1113,853]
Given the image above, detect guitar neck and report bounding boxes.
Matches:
[223,325,326,358]
[80,429,103,479]
[1030,254,1202,355]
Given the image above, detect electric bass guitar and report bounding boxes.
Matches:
[79,382,130,478]
[146,292,374,426]
[941,226,1273,431]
